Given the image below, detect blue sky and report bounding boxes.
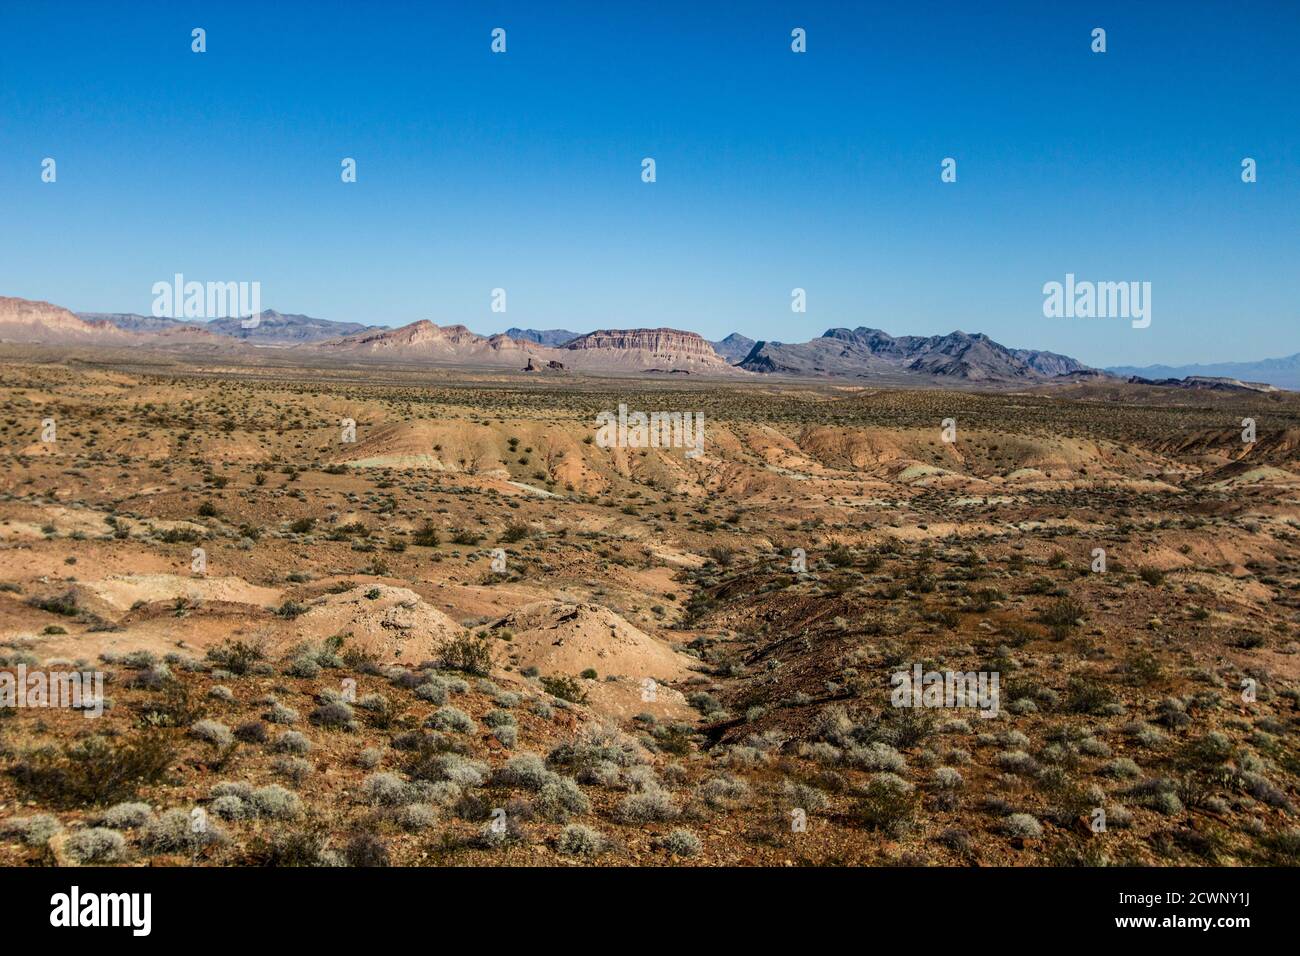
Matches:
[1,0,1297,367]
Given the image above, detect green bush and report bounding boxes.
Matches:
[11,732,175,807]
[541,675,588,704]
[438,633,493,676]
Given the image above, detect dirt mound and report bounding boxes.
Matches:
[76,574,282,614]
[289,584,463,662]
[489,600,695,682]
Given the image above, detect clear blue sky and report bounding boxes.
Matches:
[1,0,1297,367]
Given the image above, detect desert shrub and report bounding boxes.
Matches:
[246,826,334,867]
[577,760,622,787]
[1124,721,1166,747]
[1153,698,1189,730]
[501,522,530,543]
[407,750,487,788]
[856,773,917,836]
[1125,778,1185,815]
[425,706,476,734]
[1263,829,1300,866]
[616,788,679,823]
[124,662,174,691]
[1173,732,1237,809]
[414,679,449,704]
[557,823,605,857]
[1040,597,1086,634]
[1107,805,1135,828]
[495,753,553,790]
[356,693,391,712]
[234,721,270,743]
[395,803,438,831]
[1124,650,1164,686]
[661,828,702,857]
[210,795,249,820]
[190,719,234,748]
[249,785,302,819]
[265,701,300,725]
[845,742,907,774]
[732,738,782,767]
[536,776,591,822]
[1065,675,1116,715]
[1001,813,1044,838]
[473,812,526,849]
[27,591,80,617]
[411,521,441,547]
[363,772,421,807]
[272,731,312,755]
[65,827,127,863]
[211,781,253,800]
[272,756,312,785]
[344,832,391,867]
[1101,757,1142,778]
[205,640,265,675]
[95,802,155,829]
[391,730,434,751]
[11,732,174,807]
[1079,737,1111,757]
[654,723,699,757]
[935,827,973,855]
[932,767,964,790]
[686,691,723,716]
[140,809,227,853]
[133,681,203,729]
[969,587,1004,612]
[1138,566,1165,587]
[623,765,662,793]
[282,656,320,677]
[825,544,855,567]
[2,813,62,845]
[698,774,752,809]
[779,779,830,812]
[875,708,935,749]
[310,701,356,730]
[1241,772,1292,810]
[549,723,646,772]
[438,633,493,676]
[540,675,588,704]
[996,750,1038,775]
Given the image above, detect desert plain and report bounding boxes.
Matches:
[1,352,1299,867]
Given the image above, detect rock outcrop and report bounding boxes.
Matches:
[565,328,725,362]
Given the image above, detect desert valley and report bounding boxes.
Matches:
[0,294,1298,868]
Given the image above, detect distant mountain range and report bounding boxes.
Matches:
[0,294,1291,390]
[78,309,375,344]
[1108,355,1300,391]
[737,327,1093,382]
[504,328,579,347]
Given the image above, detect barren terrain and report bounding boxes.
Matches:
[2,354,1298,867]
